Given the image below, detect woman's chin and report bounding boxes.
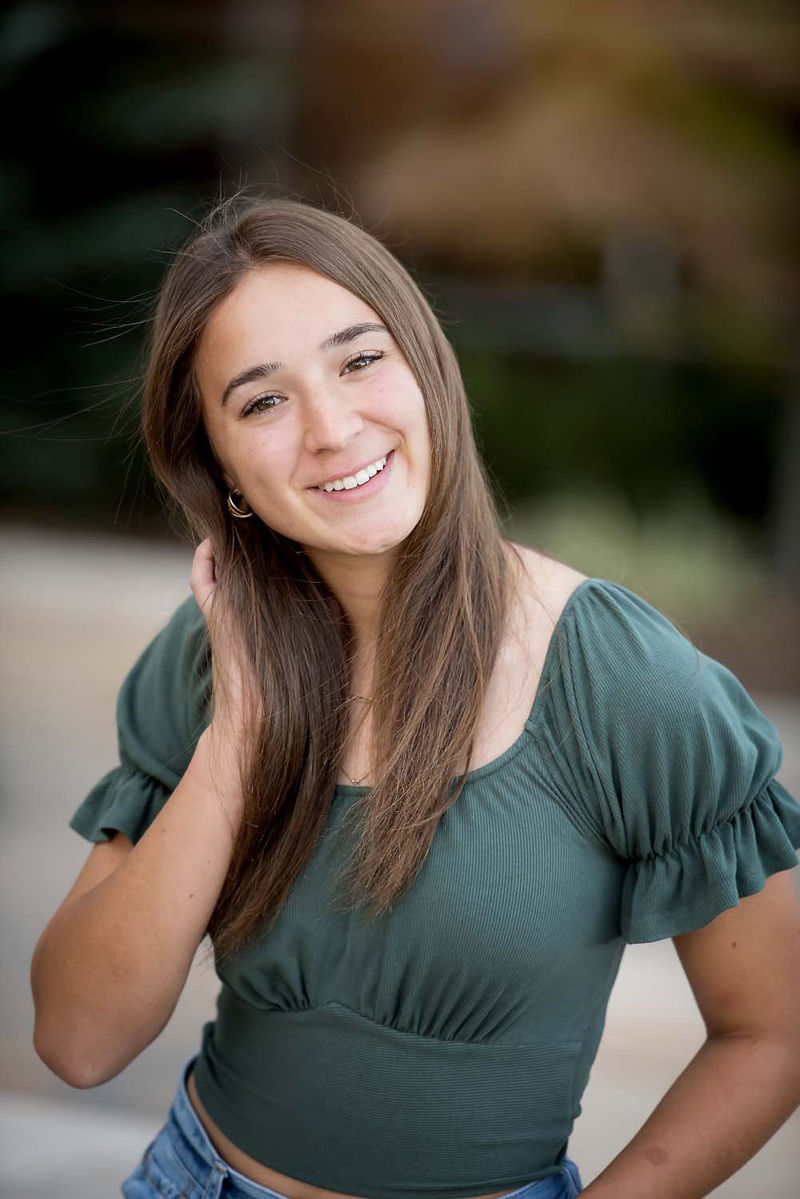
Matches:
[306,523,417,561]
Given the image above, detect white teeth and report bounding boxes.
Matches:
[317,454,388,492]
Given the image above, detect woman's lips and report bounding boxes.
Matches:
[310,450,395,503]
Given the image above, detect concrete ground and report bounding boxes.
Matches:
[1,524,798,1198]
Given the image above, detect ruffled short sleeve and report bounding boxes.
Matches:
[563,581,800,943]
[69,595,211,845]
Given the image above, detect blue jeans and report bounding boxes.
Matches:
[122,1054,584,1199]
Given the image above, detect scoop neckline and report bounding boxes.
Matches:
[333,575,605,796]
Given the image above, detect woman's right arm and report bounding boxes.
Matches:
[30,540,246,1088]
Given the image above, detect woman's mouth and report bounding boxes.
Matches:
[310,450,395,503]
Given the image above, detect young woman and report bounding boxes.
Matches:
[31,198,800,1199]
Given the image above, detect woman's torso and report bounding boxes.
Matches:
[185,543,587,1199]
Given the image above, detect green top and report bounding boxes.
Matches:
[70,578,800,1199]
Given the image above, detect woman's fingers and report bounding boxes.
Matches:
[190,538,252,727]
[190,538,217,614]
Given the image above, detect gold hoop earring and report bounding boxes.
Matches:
[227,490,253,519]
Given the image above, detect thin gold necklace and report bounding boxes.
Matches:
[341,695,372,786]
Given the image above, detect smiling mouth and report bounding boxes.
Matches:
[313,451,392,492]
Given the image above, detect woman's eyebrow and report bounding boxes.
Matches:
[219,322,390,406]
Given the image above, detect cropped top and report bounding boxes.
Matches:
[69,577,800,1199]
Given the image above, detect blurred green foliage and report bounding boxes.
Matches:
[460,349,782,524]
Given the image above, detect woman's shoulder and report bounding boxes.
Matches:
[504,546,715,736]
[504,543,589,643]
[508,553,767,761]
[511,543,587,587]
[506,544,696,672]
[119,594,211,733]
[505,552,800,949]
[69,595,212,846]
[140,594,209,673]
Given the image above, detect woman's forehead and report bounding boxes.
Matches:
[200,265,380,356]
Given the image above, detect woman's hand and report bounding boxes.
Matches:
[190,538,253,817]
[190,536,219,616]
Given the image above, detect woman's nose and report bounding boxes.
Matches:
[302,391,364,454]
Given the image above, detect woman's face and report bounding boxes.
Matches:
[195,263,431,560]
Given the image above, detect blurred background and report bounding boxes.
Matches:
[1,1,798,1195]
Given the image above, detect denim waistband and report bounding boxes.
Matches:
[168,1053,581,1199]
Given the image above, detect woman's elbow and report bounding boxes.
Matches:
[32,1019,123,1089]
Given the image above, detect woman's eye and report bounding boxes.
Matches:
[241,393,283,418]
[343,351,383,373]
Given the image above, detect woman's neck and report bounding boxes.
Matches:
[305,545,397,651]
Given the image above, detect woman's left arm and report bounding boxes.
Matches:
[582,869,800,1199]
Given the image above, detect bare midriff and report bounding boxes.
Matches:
[185,1065,522,1199]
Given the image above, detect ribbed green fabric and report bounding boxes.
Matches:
[70,578,800,1199]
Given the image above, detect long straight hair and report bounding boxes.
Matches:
[143,197,513,961]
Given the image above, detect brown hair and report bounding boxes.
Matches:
[143,196,514,960]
